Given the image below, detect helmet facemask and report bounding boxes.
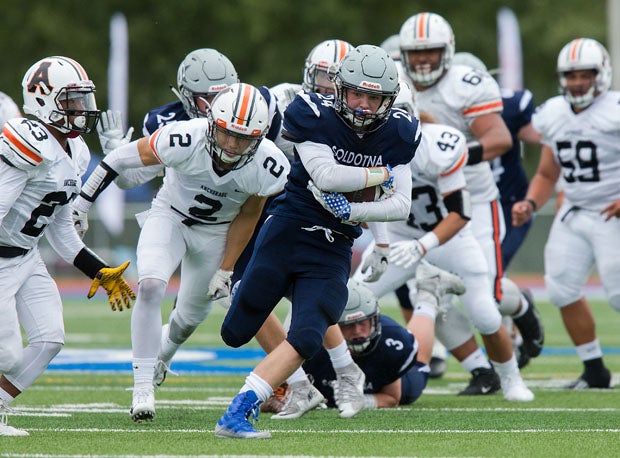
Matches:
[51,84,100,135]
[207,118,263,171]
[402,46,448,87]
[334,79,398,132]
[556,38,612,109]
[338,279,382,356]
[205,83,269,172]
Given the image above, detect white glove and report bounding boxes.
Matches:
[97,110,134,155]
[388,239,427,268]
[361,245,390,282]
[207,269,234,301]
[71,208,89,239]
[307,180,351,220]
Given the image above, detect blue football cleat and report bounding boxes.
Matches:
[215,390,271,439]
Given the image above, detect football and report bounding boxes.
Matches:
[343,185,383,203]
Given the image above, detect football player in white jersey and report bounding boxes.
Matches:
[72,83,291,421]
[0,56,135,436]
[0,91,21,128]
[513,38,620,389]
[397,11,543,374]
[353,81,533,401]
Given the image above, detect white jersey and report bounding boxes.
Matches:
[412,64,502,203]
[388,122,468,238]
[0,118,90,249]
[0,92,21,128]
[148,118,290,225]
[532,91,620,211]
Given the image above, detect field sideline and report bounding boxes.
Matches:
[1,282,618,457]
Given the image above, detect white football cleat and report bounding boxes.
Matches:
[0,400,29,436]
[334,362,365,418]
[271,379,325,420]
[130,386,155,422]
[501,374,535,402]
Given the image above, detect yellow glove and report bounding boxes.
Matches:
[88,260,136,311]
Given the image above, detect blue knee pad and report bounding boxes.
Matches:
[287,326,325,360]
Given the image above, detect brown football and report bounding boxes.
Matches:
[343,185,383,203]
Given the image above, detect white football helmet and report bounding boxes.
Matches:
[174,48,239,118]
[380,34,401,61]
[557,38,612,108]
[302,39,353,94]
[399,12,455,87]
[22,56,99,136]
[338,279,382,356]
[206,83,269,170]
[333,44,400,131]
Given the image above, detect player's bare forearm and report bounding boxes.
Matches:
[219,196,266,270]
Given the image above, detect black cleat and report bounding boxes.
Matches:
[459,367,501,396]
[513,288,544,358]
[566,368,612,390]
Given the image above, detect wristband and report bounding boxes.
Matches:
[525,198,538,212]
[466,141,483,165]
[363,394,377,409]
[419,231,440,253]
[365,167,388,187]
[73,247,107,279]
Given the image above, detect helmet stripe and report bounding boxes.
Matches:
[336,40,349,62]
[416,12,428,38]
[568,39,582,63]
[54,56,89,80]
[234,83,253,126]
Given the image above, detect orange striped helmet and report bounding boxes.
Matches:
[206,83,269,170]
[22,56,100,136]
[302,39,353,94]
[399,12,455,87]
[557,38,611,108]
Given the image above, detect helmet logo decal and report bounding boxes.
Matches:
[26,61,53,94]
[360,81,381,90]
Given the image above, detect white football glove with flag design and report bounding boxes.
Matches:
[307,180,351,220]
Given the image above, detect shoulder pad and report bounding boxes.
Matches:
[448,66,502,118]
[420,123,467,176]
[252,139,291,196]
[281,92,327,141]
[0,118,54,170]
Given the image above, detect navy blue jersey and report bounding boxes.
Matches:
[492,89,535,205]
[270,92,419,239]
[143,100,188,136]
[304,315,423,406]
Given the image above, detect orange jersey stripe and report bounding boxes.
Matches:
[148,127,165,163]
[440,150,468,177]
[3,125,43,164]
[462,100,503,116]
[235,84,252,126]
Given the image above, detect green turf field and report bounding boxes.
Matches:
[1,287,618,457]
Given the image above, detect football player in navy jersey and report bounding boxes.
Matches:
[305,271,464,410]
[215,44,421,439]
